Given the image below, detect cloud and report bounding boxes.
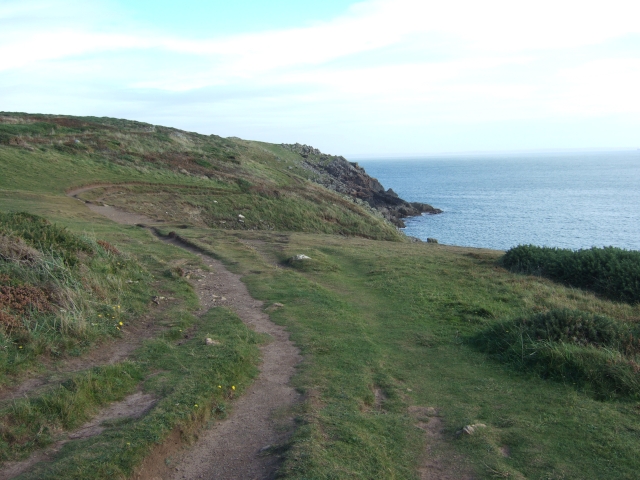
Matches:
[1,0,639,152]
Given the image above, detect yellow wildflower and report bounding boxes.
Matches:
[231,385,236,391]
[119,321,123,326]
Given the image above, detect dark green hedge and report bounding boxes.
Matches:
[501,245,640,303]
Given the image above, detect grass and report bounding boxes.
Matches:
[78,183,400,240]
[2,112,640,479]
[1,362,144,461]
[0,113,401,240]
[471,309,640,399]
[0,211,151,382]
[0,199,264,477]
[8,308,263,478]
[175,229,640,479]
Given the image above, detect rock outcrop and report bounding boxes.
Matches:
[281,144,442,227]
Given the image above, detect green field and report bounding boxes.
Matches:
[2,113,640,479]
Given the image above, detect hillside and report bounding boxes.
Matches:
[0,112,439,236]
[2,112,640,480]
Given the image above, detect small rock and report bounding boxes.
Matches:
[238,214,245,219]
[272,302,284,308]
[293,254,311,261]
[457,423,487,436]
[180,168,189,175]
[220,296,226,301]
[205,338,220,346]
[427,238,438,244]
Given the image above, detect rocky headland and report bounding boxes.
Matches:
[281,143,442,227]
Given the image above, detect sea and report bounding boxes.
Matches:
[357,150,640,251]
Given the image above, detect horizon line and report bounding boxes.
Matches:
[344,146,639,160]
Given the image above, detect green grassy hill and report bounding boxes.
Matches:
[2,112,640,479]
[0,112,401,240]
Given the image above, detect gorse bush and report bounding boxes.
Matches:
[501,245,640,303]
[472,309,640,398]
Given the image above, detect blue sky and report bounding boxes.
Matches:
[1,0,639,156]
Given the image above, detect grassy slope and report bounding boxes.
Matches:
[173,230,640,480]
[0,112,400,240]
[2,112,640,479]
[0,194,265,477]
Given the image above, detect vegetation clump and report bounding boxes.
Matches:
[0,211,149,381]
[472,309,640,398]
[501,245,640,303]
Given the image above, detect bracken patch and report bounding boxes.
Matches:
[97,240,121,255]
[0,283,54,317]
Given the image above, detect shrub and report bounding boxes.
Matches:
[472,309,640,398]
[501,245,640,303]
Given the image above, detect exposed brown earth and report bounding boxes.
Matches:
[3,183,462,479]
[409,406,475,480]
[143,235,302,480]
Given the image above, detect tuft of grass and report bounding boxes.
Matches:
[0,211,151,383]
[471,309,640,398]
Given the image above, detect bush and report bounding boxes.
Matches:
[472,309,640,398]
[501,245,640,303]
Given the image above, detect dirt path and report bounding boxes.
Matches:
[69,187,302,480]
[0,390,158,480]
[0,308,163,403]
[146,237,301,480]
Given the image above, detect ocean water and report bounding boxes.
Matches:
[358,151,640,251]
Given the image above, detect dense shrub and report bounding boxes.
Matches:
[501,245,640,303]
[472,309,640,398]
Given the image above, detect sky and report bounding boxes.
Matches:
[1,0,639,156]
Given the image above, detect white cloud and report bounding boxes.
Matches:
[552,58,640,115]
[1,0,639,152]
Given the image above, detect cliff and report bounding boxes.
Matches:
[280,143,442,227]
